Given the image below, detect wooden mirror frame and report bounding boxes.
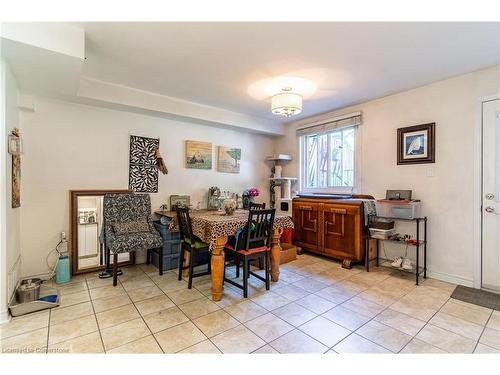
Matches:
[70,189,135,275]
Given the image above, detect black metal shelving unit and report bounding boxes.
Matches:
[367,216,427,285]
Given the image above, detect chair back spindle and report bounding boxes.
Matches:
[244,208,275,251]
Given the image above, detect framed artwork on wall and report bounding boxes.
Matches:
[185,140,212,169]
[129,135,160,193]
[397,123,435,165]
[217,146,241,173]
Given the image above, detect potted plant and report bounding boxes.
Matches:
[242,187,260,209]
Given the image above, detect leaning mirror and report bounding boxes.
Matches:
[70,190,135,275]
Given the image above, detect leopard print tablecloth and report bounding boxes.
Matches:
[168,209,294,250]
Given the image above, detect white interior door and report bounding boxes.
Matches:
[482,98,500,291]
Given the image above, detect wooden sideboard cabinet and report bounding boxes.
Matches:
[292,195,373,268]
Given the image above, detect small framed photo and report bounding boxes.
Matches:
[397,123,435,165]
[8,134,23,155]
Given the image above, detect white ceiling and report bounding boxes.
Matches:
[76,22,500,123]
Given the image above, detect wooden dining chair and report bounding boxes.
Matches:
[223,208,275,297]
[249,202,266,209]
[175,206,211,289]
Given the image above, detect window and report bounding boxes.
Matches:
[300,125,358,192]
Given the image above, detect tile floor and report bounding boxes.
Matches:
[1,253,500,354]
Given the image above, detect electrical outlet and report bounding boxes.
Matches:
[426,167,436,177]
[61,231,67,242]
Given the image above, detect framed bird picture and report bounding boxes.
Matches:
[397,123,435,165]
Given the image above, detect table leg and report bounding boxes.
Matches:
[271,228,283,282]
[211,236,227,301]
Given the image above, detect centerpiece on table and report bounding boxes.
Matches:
[242,187,260,209]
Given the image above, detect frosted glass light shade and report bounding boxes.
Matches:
[271,92,302,117]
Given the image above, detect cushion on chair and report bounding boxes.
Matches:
[113,219,150,235]
[183,236,209,249]
[237,246,270,256]
[109,232,163,254]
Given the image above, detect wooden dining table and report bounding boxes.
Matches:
[155,209,294,301]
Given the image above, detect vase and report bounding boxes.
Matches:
[242,194,253,209]
[223,198,237,215]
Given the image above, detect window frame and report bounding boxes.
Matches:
[299,125,361,194]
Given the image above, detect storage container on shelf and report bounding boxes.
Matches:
[375,200,422,220]
[369,228,395,240]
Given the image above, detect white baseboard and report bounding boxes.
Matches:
[426,269,474,288]
[0,309,11,324]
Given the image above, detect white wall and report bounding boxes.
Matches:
[1,60,22,322]
[19,98,275,276]
[276,65,500,286]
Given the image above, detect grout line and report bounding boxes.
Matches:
[472,308,494,352]
[87,277,107,353]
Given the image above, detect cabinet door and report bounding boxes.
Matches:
[322,204,360,259]
[293,202,320,251]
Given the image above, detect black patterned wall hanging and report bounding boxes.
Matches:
[129,135,159,193]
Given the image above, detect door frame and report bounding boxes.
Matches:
[473,94,500,289]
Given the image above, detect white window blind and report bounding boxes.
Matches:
[296,111,362,137]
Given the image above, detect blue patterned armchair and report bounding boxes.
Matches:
[102,193,163,286]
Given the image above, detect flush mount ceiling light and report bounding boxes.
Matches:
[248,76,316,118]
[271,87,302,117]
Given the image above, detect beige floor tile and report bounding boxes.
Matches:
[252,344,279,353]
[357,285,403,307]
[333,333,390,353]
[315,285,357,304]
[57,281,88,296]
[143,306,189,333]
[440,300,492,326]
[341,296,385,318]
[127,285,164,303]
[295,294,337,314]
[474,343,500,353]
[245,313,294,342]
[47,331,104,354]
[0,310,49,339]
[139,263,161,274]
[487,310,500,331]
[193,310,240,338]
[211,324,266,353]
[400,338,446,353]
[58,290,91,308]
[299,316,350,347]
[422,278,457,292]
[89,285,126,300]
[213,287,247,308]
[86,276,114,289]
[50,302,94,325]
[479,327,500,350]
[156,278,189,293]
[430,311,484,340]
[356,320,412,353]
[250,291,292,311]
[224,300,268,323]
[167,288,205,305]
[0,327,48,353]
[273,302,317,327]
[322,305,371,331]
[100,317,150,351]
[121,277,156,292]
[416,324,476,353]
[390,298,437,321]
[374,308,426,336]
[292,278,329,293]
[154,321,207,353]
[404,286,450,310]
[178,298,220,319]
[92,293,132,313]
[178,339,221,353]
[48,314,98,345]
[107,335,163,353]
[269,329,327,353]
[135,295,175,316]
[96,303,140,329]
[278,270,305,284]
[273,284,310,301]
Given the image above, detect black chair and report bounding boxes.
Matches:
[223,208,275,298]
[176,206,211,289]
[249,202,266,210]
